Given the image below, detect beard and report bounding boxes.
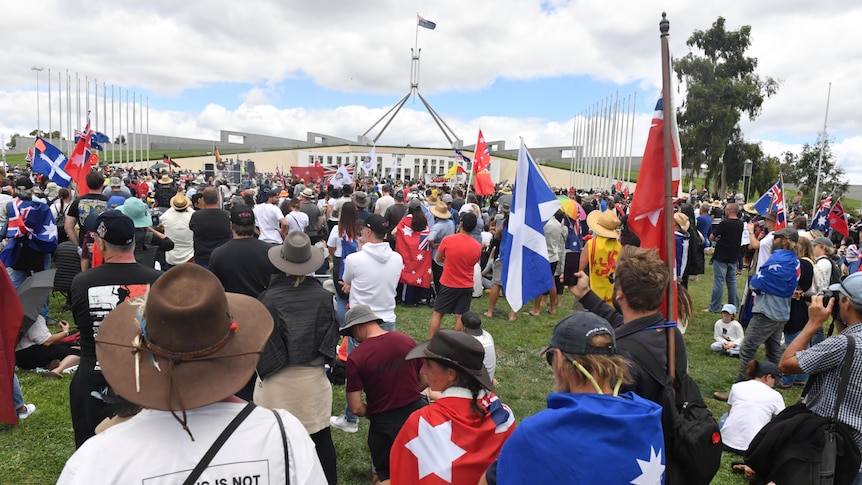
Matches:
[612,298,622,315]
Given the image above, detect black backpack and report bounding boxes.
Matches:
[623,334,722,485]
[745,337,860,485]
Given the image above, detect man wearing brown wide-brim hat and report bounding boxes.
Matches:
[59,264,327,484]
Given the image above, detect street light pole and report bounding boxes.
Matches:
[31,67,44,136]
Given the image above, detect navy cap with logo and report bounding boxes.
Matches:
[540,312,618,356]
[94,210,135,246]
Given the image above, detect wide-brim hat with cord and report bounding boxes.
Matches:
[95,264,272,424]
[170,193,190,211]
[586,209,620,239]
[406,329,493,390]
[268,231,325,276]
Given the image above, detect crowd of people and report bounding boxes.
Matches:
[4,162,862,484]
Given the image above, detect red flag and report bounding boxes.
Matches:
[628,92,681,321]
[394,216,431,288]
[0,261,24,424]
[829,201,849,237]
[615,181,623,192]
[472,130,494,196]
[390,393,515,484]
[66,117,98,190]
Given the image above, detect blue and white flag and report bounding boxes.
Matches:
[501,140,561,311]
[811,195,832,232]
[32,137,72,188]
[0,199,58,267]
[750,249,800,298]
[751,179,786,229]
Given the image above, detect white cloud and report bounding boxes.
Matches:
[1,1,860,183]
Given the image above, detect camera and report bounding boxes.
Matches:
[817,289,835,307]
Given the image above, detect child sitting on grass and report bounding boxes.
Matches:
[710,304,744,357]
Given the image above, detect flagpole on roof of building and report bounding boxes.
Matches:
[813,83,832,208]
[660,12,677,381]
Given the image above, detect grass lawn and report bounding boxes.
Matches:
[2,263,803,484]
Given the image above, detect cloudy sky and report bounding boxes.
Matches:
[2,0,861,183]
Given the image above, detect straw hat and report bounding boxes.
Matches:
[170,194,190,211]
[673,212,691,232]
[430,201,451,219]
[95,264,272,411]
[586,209,620,239]
[158,174,172,184]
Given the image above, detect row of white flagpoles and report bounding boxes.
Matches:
[569,91,637,191]
[31,70,151,170]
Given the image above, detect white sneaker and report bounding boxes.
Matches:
[329,414,358,433]
[17,403,36,420]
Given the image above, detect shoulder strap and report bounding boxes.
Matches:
[832,336,856,421]
[620,337,669,386]
[271,409,291,485]
[183,402,256,485]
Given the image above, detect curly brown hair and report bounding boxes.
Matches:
[613,245,670,312]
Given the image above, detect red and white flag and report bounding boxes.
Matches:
[628,92,682,321]
[66,117,98,190]
[830,200,850,237]
[472,131,495,196]
[390,393,515,484]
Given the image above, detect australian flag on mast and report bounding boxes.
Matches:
[500,140,561,312]
[417,14,436,30]
[751,179,787,230]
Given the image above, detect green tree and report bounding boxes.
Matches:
[781,135,848,208]
[6,133,19,150]
[674,17,779,196]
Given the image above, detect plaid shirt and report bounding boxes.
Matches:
[797,323,862,450]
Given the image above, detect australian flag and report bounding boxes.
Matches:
[32,138,72,188]
[752,179,787,230]
[500,140,561,311]
[750,249,800,298]
[0,199,58,267]
[811,196,832,232]
[417,14,436,30]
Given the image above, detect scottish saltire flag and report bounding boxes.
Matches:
[0,199,58,267]
[32,138,72,187]
[417,14,436,30]
[501,140,561,312]
[751,179,787,230]
[361,145,376,174]
[496,392,664,485]
[750,249,800,298]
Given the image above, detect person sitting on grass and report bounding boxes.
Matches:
[720,360,785,456]
[710,303,744,357]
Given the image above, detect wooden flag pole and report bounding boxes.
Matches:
[660,12,676,382]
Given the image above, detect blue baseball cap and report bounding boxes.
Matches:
[829,273,862,306]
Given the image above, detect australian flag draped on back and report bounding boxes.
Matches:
[0,199,58,267]
[500,140,561,312]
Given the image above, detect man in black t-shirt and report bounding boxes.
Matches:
[69,210,162,447]
[209,205,278,298]
[708,202,744,313]
[65,171,110,270]
[188,188,232,269]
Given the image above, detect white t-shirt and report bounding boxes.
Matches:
[159,208,195,265]
[16,315,51,351]
[713,319,745,346]
[721,379,785,451]
[58,402,327,485]
[755,232,774,272]
[471,330,496,381]
[254,203,285,244]
[285,210,309,234]
[375,194,395,216]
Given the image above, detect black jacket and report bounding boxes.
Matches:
[256,276,339,378]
